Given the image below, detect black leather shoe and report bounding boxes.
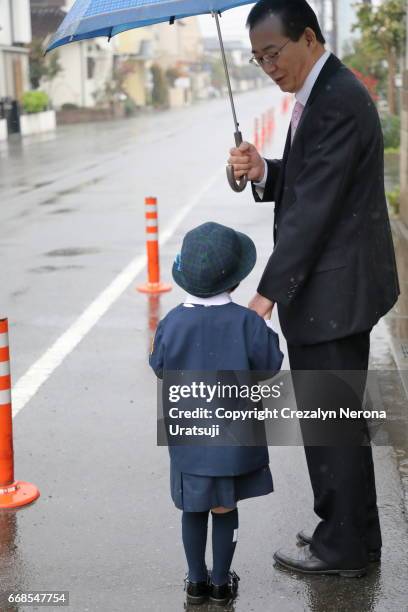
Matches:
[209,570,240,605]
[184,574,210,605]
[296,530,381,563]
[274,545,367,578]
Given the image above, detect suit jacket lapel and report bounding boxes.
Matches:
[290,54,343,147]
[306,53,343,107]
[275,54,344,208]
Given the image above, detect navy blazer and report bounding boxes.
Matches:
[150,302,283,476]
[252,55,399,345]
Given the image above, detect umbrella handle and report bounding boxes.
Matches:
[226,130,247,192]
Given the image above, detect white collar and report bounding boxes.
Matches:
[295,50,331,107]
[183,292,232,307]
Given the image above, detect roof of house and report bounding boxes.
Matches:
[30,0,66,38]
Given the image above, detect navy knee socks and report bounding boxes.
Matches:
[182,511,209,582]
[181,508,239,585]
[211,508,239,586]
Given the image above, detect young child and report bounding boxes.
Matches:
[149,221,283,605]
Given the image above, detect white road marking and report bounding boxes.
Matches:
[12,168,224,417]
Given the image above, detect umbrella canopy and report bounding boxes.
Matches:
[46,0,255,52]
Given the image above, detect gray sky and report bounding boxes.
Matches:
[198,5,253,45]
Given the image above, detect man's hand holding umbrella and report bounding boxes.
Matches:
[228,141,265,182]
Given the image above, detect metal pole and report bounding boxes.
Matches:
[212,11,240,133]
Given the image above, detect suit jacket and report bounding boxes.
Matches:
[252,54,400,346]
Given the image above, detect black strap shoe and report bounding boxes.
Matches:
[209,570,240,605]
[296,530,381,562]
[274,545,367,578]
[184,573,210,605]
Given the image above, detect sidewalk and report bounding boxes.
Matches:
[375,218,408,514]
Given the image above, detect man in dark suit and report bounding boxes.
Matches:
[229,0,400,576]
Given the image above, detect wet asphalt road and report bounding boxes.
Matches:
[0,88,408,612]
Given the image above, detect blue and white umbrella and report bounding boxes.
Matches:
[47,0,257,191]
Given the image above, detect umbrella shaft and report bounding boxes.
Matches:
[213,11,240,134]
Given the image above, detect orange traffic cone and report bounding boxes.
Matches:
[137,197,172,294]
[0,318,40,509]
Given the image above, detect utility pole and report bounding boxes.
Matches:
[315,0,326,35]
[330,0,338,56]
[400,0,408,225]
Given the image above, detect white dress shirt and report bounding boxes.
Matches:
[183,292,232,307]
[254,50,332,192]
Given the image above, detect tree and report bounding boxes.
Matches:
[94,57,137,110]
[29,37,62,92]
[209,59,226,92]
[165,66,182,87]
[150,64,169,108]
[349,68,379,101]
[342,38,387,99]
[353,0,406,114]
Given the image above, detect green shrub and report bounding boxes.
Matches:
[123,96,137,116]
[151,64,169,108]
[22,90,49,114]
[386,187,400,215]
[381,114,400,149]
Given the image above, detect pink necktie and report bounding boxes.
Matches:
[291,100,304,143]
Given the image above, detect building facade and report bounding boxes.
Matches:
[0,0,32,100]
[31,0,116,109]
[400,1,408,226]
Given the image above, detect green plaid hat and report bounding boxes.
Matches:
[172,222,257,297]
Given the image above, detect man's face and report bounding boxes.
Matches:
[249,15,313,93]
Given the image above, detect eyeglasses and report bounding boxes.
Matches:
[249,39,291,68]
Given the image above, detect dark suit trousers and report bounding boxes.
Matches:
[288,332,382,568]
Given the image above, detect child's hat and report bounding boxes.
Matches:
[172,222,256,297]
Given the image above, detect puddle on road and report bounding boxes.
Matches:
[58,176,103,197]
[30,264,85,273]
[40,197,59,206]
[44,247,100,257]
[34,180,53,189]
[48,208,75,215]
[39,176,103,206]
[11,287,28,298]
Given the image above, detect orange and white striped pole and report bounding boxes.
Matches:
[266,110,271,143]
[254,118,259,150]
[267,109,273,142]
[270,108,275,137]
[137,197,172,294]
[0,318,40,509]
[260,113,264,149]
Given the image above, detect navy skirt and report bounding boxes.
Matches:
[170,463,273,512]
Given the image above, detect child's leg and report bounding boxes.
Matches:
[182,511,209,582]
[211,506,239,586]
